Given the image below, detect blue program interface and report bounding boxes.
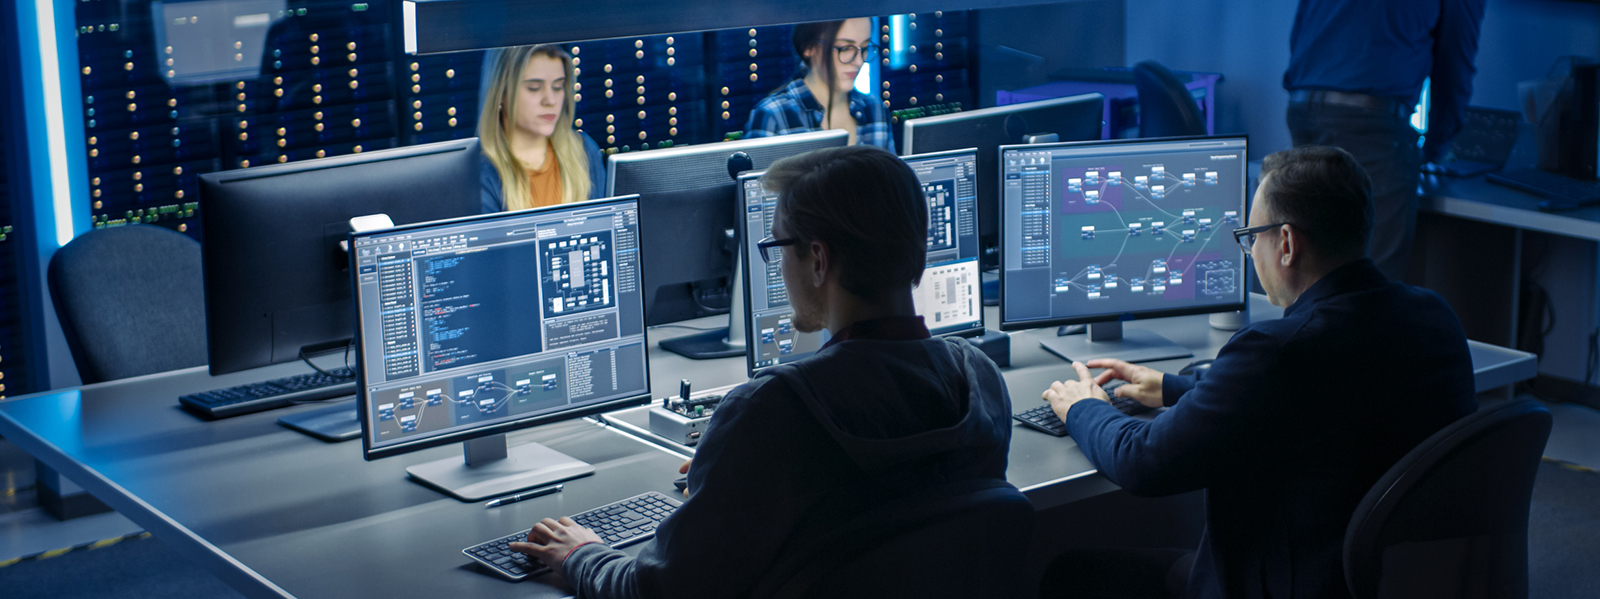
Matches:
[1001,137,1249,325]
[351,200,649,449]
[905,149,984,336]
[740,150,985,374]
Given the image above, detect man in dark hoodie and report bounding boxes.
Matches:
[509,144,1015,598]
[1038,146,1476,599]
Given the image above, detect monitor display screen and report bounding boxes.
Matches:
[352,197,650,458]
[738,149,988,376]
[999,136,1249,329]
[739,174,829,375]
[903,148,984,337]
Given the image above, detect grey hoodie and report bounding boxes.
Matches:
[561,336,1014,599]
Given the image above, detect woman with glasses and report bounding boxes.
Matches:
[743,18,894,152]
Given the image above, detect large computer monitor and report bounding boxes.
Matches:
[611,130,849,360]
[350,196,650,501]
[737,148,987,377]
[607,130,848,196]
[998,135,1249,363]
[901,93,1105,273]
[200,138,482,376]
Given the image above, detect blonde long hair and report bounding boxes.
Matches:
[479,45,591,210]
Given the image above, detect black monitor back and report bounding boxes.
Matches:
[902,93,1104,268]
[607,130,848,196]
[637,183,739,326]
[200,138,482,375]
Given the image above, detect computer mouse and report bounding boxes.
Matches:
[1179,359,1214,375]
[673,477,689,492]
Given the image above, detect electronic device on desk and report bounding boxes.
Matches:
[610,130,849,360]
[1488,168,1600,211]
[350,195,652,501]
[648,379,726,446]
[1488,62,1600,210]
[901,94,1105,281]
[998,135,1251,364]
[1013,380,1152,437]
[465,491,682,581]
[735,148,1010,377]
[188,139,482,437]
[1425,107,1520,177]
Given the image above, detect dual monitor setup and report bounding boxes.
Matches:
[189,91,1248,503]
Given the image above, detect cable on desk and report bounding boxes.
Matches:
[298,342,356,379]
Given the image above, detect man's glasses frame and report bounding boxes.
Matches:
[1231,223,1292,256]
[756,236,799,263]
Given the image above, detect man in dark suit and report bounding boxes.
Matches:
[1039,145,1478,599]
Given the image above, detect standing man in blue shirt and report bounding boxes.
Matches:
[1283,0,1486,281]
[1037,146,1477,599]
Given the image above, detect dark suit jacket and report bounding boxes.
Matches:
[1065,259,1477,599]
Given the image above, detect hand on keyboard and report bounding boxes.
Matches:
[677,459,693,498]
[509,516,606,575]
[1085,358,1165,410]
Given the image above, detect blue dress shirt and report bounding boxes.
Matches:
[1283,0,1487,160]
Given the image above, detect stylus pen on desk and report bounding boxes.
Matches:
[485,484,564,508]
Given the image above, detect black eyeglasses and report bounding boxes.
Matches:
[756,236,799,263]
[1232,223,1292,256]
[831,43,881,64]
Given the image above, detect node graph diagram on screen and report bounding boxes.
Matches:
[1002,137,1248,324]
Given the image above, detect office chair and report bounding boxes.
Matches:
[1343,399,1552,599]
[1132,60,1207,138]
[48,224,207,384]
[751,477,1034,599]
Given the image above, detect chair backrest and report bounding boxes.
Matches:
[1132,60,1207,138]
[753,477,1035,599]
[48,225,207,384]
[1343,399,1552,599]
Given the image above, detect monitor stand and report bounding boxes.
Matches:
[278,401,361,442]
[659,244,747,360]
[1038,321,1192,364]
[407,434,595,502]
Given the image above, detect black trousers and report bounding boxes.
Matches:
[1038,547,1196,599]
[1286,100,1423,282]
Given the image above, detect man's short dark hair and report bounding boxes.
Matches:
[1259,146,1374,260]
[762,145,927,300]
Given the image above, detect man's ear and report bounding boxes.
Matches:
[1279,224,1299,267]
[809,239,830,287]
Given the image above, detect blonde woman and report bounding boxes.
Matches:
[479,45,607,213]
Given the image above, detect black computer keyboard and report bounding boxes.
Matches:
[1487,168,1600,210]
[1013,382,1155,437]
[464,491,682,581]
[179,368,357,419]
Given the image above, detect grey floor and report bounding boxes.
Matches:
[2,393,1598,593]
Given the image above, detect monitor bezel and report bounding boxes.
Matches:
[901,147,988,338]
[996,134,1250,332]
[352,194,652,461]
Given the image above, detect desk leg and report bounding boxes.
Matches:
[1508,229,1523,402]
[36,460,112,520]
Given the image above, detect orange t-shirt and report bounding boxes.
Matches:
[524,141,564,208]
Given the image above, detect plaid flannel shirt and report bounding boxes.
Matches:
[743,75,895,153]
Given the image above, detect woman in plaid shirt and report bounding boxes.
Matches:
[743,18,895,153]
